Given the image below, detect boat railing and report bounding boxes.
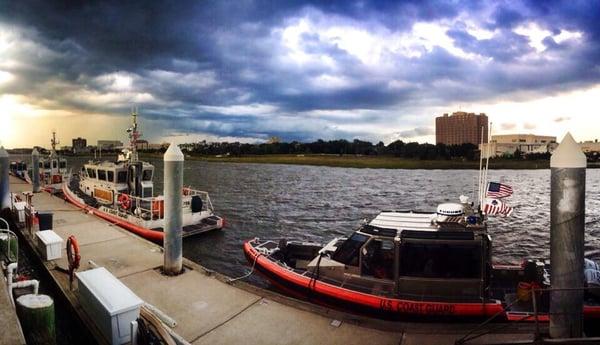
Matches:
[182,188,215,212]
[115,188,214,220]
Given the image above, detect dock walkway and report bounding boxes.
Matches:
[8,175,536,345]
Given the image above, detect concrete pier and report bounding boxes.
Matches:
[5,175,537,345]
[32,148,40,193]
[163,143,184,275]
[549,133,587,339]
[0,277,26,344]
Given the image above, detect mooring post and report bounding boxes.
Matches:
[32,148,40,193]
[163,143,183,275]
[0,147,10,209]
[549,132,586,338]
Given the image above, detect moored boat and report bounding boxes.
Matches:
[244,198,600,321]
[39,131,68,190]
[63,109,224,242]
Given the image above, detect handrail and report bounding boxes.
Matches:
[0,219,18,264]
[114,188,214,220]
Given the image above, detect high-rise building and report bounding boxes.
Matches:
[72,137,87,153]
[435,111,488,145]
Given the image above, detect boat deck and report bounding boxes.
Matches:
[152,216,223,238]
[6,175,539,345]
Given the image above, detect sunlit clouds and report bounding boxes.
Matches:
[0,1,599,148]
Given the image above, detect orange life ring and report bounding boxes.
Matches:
[67,235,80,287]
[182,187,192,196]
[118,193,131,210]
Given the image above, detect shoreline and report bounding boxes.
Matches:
[13,151,599,169]
[148,153,556,169]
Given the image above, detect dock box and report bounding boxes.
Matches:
[35,230,63,261]
[76,267,144,345]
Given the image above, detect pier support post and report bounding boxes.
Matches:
[549,132,586,338]
[32,148,40,193]
[163,143,183,275]
[0,147,10,209]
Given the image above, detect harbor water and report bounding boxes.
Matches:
[16,155,600,286]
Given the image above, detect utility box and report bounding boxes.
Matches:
[13,201,27,223]
[76,267,144,345]
[35,230,63,261]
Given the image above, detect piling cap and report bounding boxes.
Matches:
[164,143,184,161]
[0,146,7,158]
[32,148,39,156]
[550,132,587,168]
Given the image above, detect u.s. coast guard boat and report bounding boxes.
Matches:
[244,197,600,321]
[63,110,223,242]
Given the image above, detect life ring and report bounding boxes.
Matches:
[118,193,131,210]
[66,235,81,289]
[182,187,192,196]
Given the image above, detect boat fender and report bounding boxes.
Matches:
[585,258,600,271]
[585,268,600,287]
[118,193,131,210]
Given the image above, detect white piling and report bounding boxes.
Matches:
[549,132,586,338]
[0,147,10,209]
[32,148,40,193]
[163,143,183,275]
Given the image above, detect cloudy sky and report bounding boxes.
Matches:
[1,0,599,148]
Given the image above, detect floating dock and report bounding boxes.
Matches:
[6,175,538,345]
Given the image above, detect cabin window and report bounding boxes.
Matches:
[87,168,96,179]
[97,170,106,181]
[332,233,369,266]
[44,162,50,169]
[52,160,57,168]
[59,161,66,169]
[361,239,395,279]
[117,171,127,184]
[143,187,153,198]
[142,169,153,181]
[39,162,43,168]
[107,171,114,183]
[399,243,482,279]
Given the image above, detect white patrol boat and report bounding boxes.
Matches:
[62,110,224,242]
[38,131,68,190]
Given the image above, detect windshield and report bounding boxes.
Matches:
[332,233,369,266]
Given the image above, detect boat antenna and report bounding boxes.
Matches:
[128,106,142,162]
[51,130,59,154]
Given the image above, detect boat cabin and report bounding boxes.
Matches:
[80,161,155,204]
[303,203,491,302]
[39,154,67,185]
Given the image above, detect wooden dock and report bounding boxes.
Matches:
[7,175,538,345]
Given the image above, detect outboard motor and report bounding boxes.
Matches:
[191,195,203,213]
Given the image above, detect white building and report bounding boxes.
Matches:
[479,134,557,158]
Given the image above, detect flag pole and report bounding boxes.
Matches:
[483,122,492,207]
[477,125,484,209]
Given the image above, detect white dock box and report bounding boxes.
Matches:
[35,230,63,260]
[76,267,144,345]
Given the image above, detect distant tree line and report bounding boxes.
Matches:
[176,139,481,160]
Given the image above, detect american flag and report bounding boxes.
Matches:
[483,198,514,217]
[486,182,513,199]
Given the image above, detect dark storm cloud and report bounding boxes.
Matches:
[1,0,600,142]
